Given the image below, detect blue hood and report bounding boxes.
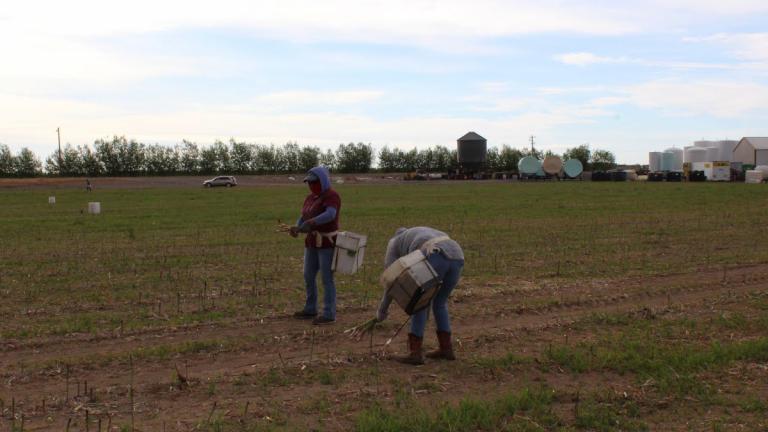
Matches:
[308,165,331,192]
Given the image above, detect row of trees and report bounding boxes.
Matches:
[0,139,616,177]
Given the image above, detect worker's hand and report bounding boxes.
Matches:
[289,226,300,238]
[298,221,313,233]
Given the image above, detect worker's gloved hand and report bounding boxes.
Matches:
[298,220,314,233]
[289,226,300,238]
[376,310,387,322]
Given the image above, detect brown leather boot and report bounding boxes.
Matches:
[426,331,456,360]
[397,333,424,365]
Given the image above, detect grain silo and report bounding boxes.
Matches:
[457,132,487,171]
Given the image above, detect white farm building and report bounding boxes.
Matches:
[734,137,768,165]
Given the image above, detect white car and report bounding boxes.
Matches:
[203,176,237,187]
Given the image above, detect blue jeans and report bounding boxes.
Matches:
[303,247,336,319]
[410,253,464,338]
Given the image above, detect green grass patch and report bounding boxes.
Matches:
[2,183,768,340]
[355,387,560,432]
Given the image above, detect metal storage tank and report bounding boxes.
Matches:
[456,131,487,169]
[683,146,694,163]
[705,147,719,162]
[687,147,707,163]
[661,152,673,171]
[649,152,662,172]
[563,159,583,178]
[518,156,541,175]
[542,156,563,175]
[717,140,738,162]
[694,140,715,148]
[663,147,683,171]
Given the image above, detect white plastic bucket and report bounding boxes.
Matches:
[48,196,56,204]
[332,231,367,275]
[88,202,101,214]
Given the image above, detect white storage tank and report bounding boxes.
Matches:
[694,140,715,148]
[717,140,738,162]
[664,147,683,171]
[683,146,694,164]
[687,147,707,163]
[705,147,720,162]
[649,152,662,172]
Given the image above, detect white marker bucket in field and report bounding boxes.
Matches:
[88,202,101,214]
[48,196,56,204]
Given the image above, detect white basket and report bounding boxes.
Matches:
[380,250,440,315]
[88,202,101,214]
[332,231,367,274]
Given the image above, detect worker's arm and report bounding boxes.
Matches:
[297,206,336,232]
[383,237,399,268]
[376,292,392,322]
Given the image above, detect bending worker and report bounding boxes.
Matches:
[290,166,341,325]
[376,227,464,365]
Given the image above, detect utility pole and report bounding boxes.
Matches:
[56,127,62,168]
[529,135,536,153]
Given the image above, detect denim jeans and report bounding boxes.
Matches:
[303,247,336,319]
[410,252,464,338]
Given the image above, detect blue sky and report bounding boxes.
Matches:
[1,1,767,164]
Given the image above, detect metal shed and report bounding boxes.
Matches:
[733,137,768,165]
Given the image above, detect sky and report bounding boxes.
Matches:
[1,1,767,164]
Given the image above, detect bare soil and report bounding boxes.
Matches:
[0,175,405,190]
[2,264,767,431]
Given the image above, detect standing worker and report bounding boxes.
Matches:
[290,166,341,325]
[376,227,464,365]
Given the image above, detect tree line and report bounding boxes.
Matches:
[0,138,616,177]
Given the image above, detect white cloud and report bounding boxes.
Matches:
[554,52,623,66]
[554,52,740,70]
[625,79,768,117]
[684,33,768,62]
[252,90,385,109]
[0,89,613,157]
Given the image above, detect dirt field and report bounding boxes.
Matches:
[0,175,403,190]
[1,180,766,431]
[2,264,767,431]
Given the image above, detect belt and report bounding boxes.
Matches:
[311,230,338,247]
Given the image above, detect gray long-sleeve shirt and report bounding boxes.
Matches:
[377,227,464,320]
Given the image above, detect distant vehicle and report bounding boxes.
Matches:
[203,176,237,188]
